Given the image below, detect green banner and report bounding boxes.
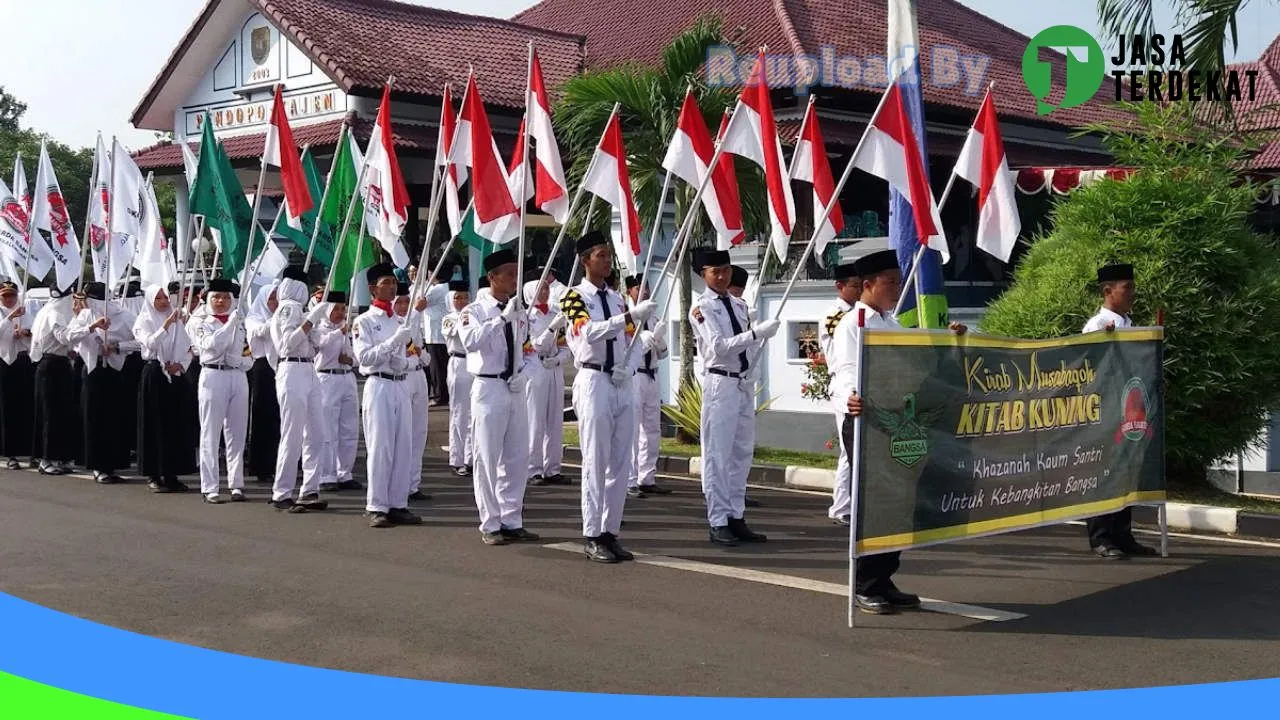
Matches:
[849,328,1165,556]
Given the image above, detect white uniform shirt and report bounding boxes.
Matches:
[68,303,140,371]
[312,317,354,373]
[189,314,250,369]
[352,305,410,376]
[271,301,319,362]
[0,302,33,363]
[524,305,566,371]
[459,293,529,378]
[819,297,854,359]
[399,309,426,371]
[626,297,667,373]
[1083,306,1131,333]
[561,279,630,371]
[689,287,761,376]
[420,283,450,345]
[442,310,467,357]
[828,301,900,414]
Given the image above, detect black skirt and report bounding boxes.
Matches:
[118,352,144,456]
[245,357,279,477]
[136,360,198,479]
[0,352,34,458]
[33,355,77,463]
[80,363,130,472]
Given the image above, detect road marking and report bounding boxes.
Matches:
[541,542,1026,622]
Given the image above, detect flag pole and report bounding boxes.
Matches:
[242,94,275,307]
[344,222,369,327]
[847,307,866,628]
[303,120,348,272]
[508,42,536,376]
[616,168,673,369]
[408,79,465,302]
[78,136,101,290]
[773,84,895,318]
[563,194,600,289]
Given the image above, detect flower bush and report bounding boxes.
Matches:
[800,351,831,402]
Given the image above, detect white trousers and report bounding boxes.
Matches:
[573,369,635,538]
[198,368,248,496]
[272,362,323,502]
[447,357,473,468]
[699,373,754,527]
[316,372,359,483]
[363,376,413,513]
[524,363,565,477]
[629,372,661,488]
[404,368,429,493]
[471,376,529,533]
[829,413,852,519]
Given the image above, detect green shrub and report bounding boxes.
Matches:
[662,378,774,443]
[981,102,1280,487]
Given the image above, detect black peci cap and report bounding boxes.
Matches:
[448,280,470,292]
[575,231,609,255]
[692,248,731,273]
[851,249,899,278]
[729,265,748,289]
[281,265,308,284]
[324,290,347,304]
[483,249,517,273]
[366,262,397,284]
[1097,264,1134,283]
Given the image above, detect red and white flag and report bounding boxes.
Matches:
[30,141,82,292]
[0,177,53,281]
[527,49,569,224]
[952,90,1020,262]
[87,134,113,282]
[508,118,536,210]
[661,90,744,250]
[136,179,176,288]
[850,84,949,263]
[262,85,314,232]
[361,84,411,266]
[11,154,30,214]
[107,136,143,283]
[450,73,519,243]
[582,111,642,274]
[789,101,844,267]
[718,50,795,261]
[434,84,467,237]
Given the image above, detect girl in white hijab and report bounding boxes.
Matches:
[29,287,79,474]
[0,281,35,469]
[133,285,199,493]
[244,278,281,483]
[67,282,139,484]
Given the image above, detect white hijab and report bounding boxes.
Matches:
[30,294,76,362]
[276,278,309,308]
[133,286,192,365]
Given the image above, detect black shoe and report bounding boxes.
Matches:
[319,482,340,493]
[500,527,541,542]
[1118,539,1159,557]
[727,518,767,543]
[388,508,423,526]
[148,479,173,493]
[543,473,567,485]
[6,458,19,470]
[407,490,432,502]
[855,594,897,615]
[452,466,471,477]
[626,486,646,499]
[337,479,364,491]
[883,585,921,609]
[1093,544,1127,560]
[165,477,189,493]
[368,512,393,528]
[481,531,508,545]
[744,496,762,508]
[528,474,546,486]
[230,490,246,502]
[584,538,619,564]
[38,463,64,476]
[832,515,851,527]
[709,526,739,546]
[94,472,122,485]
[639,483,671,495]
[271,498,301,512]
[601,532,634,561]
[297,494,328,511]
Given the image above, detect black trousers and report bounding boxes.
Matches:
[34,355,77,463]
[1087,507,1134,549]
[841,414,904,596]
[118,352,144,457]
[81,365,129,473]
[245,357,279,478]
[136,361,199,479]
[425,344,449,403]
[0,353,34,458]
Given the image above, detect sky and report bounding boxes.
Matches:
[3,0,1277,153]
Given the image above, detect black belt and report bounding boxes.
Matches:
[202,364,240,371]
[449,352,466,359]
[370,373,405,381]
[281,356,314,363]
[581,362,613,373]
[317,368,352,375]
[475,373,512,380]
[636,368,657,379]
[708,368,742,379]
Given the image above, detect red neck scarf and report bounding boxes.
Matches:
[372,299,393,317]
[214,314,229,324]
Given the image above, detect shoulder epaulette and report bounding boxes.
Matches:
[824,310,847,337]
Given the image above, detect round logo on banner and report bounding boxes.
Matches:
[1117,377,1153,443]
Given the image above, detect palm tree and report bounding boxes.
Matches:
[552,15,769,401]
[1098,0,1269,77]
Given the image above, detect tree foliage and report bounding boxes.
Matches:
[981,101,1280,485]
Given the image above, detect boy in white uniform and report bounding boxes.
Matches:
[188,278,250,501]
[313,291,361,493]
[441,280,474,477]
[625,275,671,498]
[524,277,571,486]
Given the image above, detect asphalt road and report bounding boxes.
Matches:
[0,407,1277,697]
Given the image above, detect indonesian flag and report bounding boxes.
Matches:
[450,74,519,243]
[507,118,536,209]
[434,84,467,237]
[261,85,313,231]
[789,101,844,267]
[0,177,53,281]
[136,179,176,287]
[661,90,744,250]
[107,136,143,283]
[181,140,200,187]
[850,83,949,263]
[527,49,569,224]
[30,140,82,292]
[12,154,29,213]
[718,50,795,261]
[581,111,642,274]
[88,134,112,282]
[952,91,1020,263]
[361,84,411,266]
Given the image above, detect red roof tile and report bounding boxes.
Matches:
[1227,35,1280,171]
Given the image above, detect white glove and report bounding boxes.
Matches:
[306,303,329,326]
[629,300,656,324]
[226,309,242,326]
[754,319,781,340]
[747,308,759,323]
[610,367,631,388]
[391,325,412,345]
[652,333,668,355]
[502,299,523,323]
[541,356,559,369]
[548,313,568,332]
[639,330,657,352]
[507,371,527,393]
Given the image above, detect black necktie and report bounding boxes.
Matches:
[720,295,748,373]
[500,301,515,380]
[597,288,615,373]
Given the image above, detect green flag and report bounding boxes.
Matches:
[188,114,267,278]
[319,131,376,291]
[458,206,499,258]
[277,145,335,267]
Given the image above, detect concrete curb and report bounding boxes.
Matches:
[562,445,1280,540]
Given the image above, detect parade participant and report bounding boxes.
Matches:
[690,249,777,546]
[822,263,859,526]
[244,279,281,484]
[1083,263,1157,559]
[396,281,432,503]
[441,280,474,477]
[561,232,653,563]
[547,267,569,310]
[459,248,540,546]
[133,285,198,495]
[416,266,452,407]
[524,277,570,487]
[68,282,139,485]
[352,263,419,529]
[269,267,330,513]
[624,275,670,498]
[119,280,147,464]
[30,285,79,475]
[312,291,361,493]
[725,265,761,509]
[0,281,34,469]
[189,278,250,502]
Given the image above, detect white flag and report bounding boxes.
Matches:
[12,154,30,213]
[107,137,142,283]
[136,180,176,288]
[0,178,53,281]
[87,134,113,282]
[30,141,83,292]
